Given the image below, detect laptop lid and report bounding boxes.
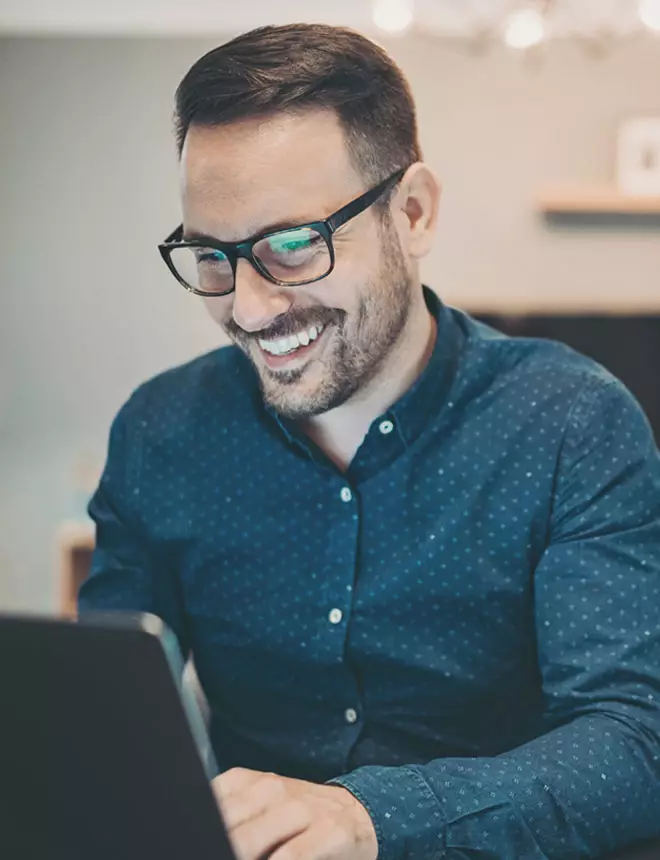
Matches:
[0,612,235,860]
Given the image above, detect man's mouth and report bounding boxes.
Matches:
[256,323,329,369]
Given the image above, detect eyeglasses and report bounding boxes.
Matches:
[158,168,406,297]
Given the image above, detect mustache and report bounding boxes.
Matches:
[226,309,345,343]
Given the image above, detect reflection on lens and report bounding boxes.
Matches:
[254,227,331,283]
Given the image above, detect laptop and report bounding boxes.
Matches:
[0,611,235,860]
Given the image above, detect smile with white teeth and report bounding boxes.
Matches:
[258,324,325,357]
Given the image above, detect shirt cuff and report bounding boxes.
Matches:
[327,764,445,860]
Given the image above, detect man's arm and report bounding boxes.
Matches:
[78,399,190,659]
[329,377,660,860]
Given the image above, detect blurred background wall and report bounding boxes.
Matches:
[0,16,659,611]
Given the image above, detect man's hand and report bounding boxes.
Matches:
[211,767,379,860]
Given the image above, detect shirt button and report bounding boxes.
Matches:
[344,708,358,724]
[379,419,394,435]
[340,487,353,503]
[328,608,343,624]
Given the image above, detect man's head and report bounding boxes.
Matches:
[171,23,440,420]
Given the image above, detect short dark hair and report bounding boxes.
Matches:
[174,23,422,189]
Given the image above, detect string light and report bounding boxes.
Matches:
[503,8,546,49]
[372,0,415,35]
[370,0,659,49]
[639,0,660,32]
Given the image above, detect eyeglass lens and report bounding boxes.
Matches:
[169,226,332,294]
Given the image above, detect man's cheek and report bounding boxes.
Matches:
[203,297,233,330]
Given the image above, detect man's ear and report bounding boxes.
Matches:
[394,163,442,260]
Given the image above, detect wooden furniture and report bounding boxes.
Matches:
[536,186,660,215]
[56,520,95,617]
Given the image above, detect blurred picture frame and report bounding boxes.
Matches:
[617,117,660,196]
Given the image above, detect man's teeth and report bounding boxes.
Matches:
[259,325,325,356]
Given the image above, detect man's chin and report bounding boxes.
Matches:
[260,377,324,421]
[262,369,363,422]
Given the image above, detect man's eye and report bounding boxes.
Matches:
[280,239,311,252]
[196,250,228,264]
[267,229,321,256]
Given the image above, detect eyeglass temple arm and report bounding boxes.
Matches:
[327,169,406,233]
[163,168,406,243]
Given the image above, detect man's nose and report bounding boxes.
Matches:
[232,258,293,334]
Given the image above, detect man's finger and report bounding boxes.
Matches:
[268,821,349,860]
[230,799,311,860]
[218,773,285,832]
[212,767,264,802]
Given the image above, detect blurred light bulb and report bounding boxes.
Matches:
[639,0,660,32]
[504,8,546,49]
[373,0,414,34]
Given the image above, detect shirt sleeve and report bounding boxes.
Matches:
[77,397,190,658]
[329,376,660,860]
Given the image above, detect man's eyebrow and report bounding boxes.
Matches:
[183,217,319,245]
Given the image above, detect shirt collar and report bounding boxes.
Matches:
[388,286,464,447]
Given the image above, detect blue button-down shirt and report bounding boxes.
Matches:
[79,288,660,860]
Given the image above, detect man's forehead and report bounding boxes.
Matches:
[179,112,361,241]
[181,110,352,188]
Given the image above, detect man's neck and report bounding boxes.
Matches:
[300,291,437,473]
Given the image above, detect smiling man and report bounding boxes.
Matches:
[78,23,660,860]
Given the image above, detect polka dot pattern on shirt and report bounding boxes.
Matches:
[79,288,660,860]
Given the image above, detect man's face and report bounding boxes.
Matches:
[180,109,414,421]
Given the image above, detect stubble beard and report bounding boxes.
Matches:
[258,221,414,421]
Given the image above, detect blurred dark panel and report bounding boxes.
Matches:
[601,836,660,860]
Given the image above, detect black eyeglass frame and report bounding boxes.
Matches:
[158,167,407,297]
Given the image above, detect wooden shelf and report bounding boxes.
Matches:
[537,187,660,215]
[56,520,95,618]
[57,520,95,552]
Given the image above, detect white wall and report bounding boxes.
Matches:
[1,34,659,611]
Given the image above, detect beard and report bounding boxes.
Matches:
[224,218,414,421]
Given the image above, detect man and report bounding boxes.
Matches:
[78,23,660,860]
